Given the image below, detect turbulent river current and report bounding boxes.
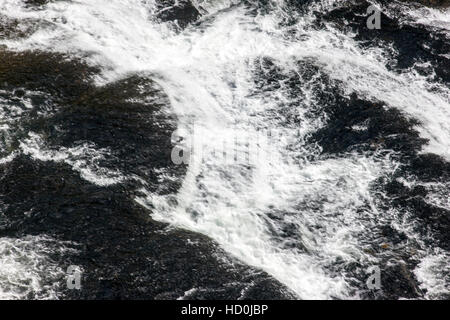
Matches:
[0,0,449,299]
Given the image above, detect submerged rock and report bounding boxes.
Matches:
[155,0,201,29]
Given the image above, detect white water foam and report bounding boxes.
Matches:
[1,0,449,298]
[414,251,450,299]
[20,132,125,186]
[0,235,76,300]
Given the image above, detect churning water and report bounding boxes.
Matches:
[0,0,449,299]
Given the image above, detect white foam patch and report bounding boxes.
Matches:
[20,132,125,186]
[396,177,450,211]
[0,89,41,122]
[0,235,76,300]
[395,1,450,31]
[0,152,18,165]
[414,251,450,300]
[0,88,56,160]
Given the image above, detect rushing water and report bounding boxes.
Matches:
[0,0,449,299]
